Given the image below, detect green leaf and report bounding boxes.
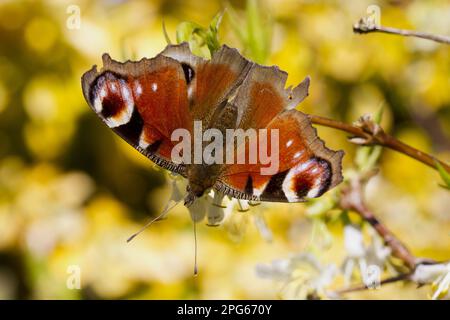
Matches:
[228,0,272,64]
[340,210,351,225]
[435,160,450,190]
[205,11,224,55]
[227,5,248,45]
[175,21,201,43]
[176,21,209,58]
[366,145,382,169]
[355,144,382,173]
[174,11,223,59]
[374,104,384,124]
[246,0,271,64]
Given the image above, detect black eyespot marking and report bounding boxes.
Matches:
[181,63,195,84]
[114,107,143,145]
[293,176,313,199]
[244,175,253,195]
[291,157,332,199]
[88,71,123,107]
[147,139,162,153]
[101,93,124,118]
[262,170,289,201]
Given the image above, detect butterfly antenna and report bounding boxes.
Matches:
[193,219,198,276]
[127,200,181,243]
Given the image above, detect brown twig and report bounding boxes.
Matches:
[319,13,449,298]
[335,273,412,295]
[308,114,450,172]
[340,175,417,270]
[353,19,450,45]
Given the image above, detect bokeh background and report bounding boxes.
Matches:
[0,0,449,299]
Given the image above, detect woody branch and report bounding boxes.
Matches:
[308,114,450,173]
[339,174,418,270]
[311,18,450,295]
[353,17,450,45]
[334,174,449,296]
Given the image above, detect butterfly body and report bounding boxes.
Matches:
[82,43,344,207]
[186,163,221,198]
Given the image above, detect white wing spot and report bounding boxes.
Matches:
[138,130,150,149]
[286,139,293,148]
[293,150,304,159]
[121,82,132,104]
[151,82,158,92]
[134,81,143,97]
[187,86,194,100]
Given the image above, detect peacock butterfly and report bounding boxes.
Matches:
[81,43,344,208]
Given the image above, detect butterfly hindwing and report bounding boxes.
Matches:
[214,64,344,202]
[234,64,310,131]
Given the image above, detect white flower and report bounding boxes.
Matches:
[206,191,225,226]
[344,224,365,258]
[188,194,209,222]
[365,228,391,268]
[222,198,273,242]
[412,262,450,300]
[187,190,226,225]
[253,210,273,242]
[167,177,270,237]
[341,224,390,288]
[158,175,186,216]
[256,259,291,281]
[222,198,250,241]
[165,176,225,225]
[256,253,337,299]
[167,175,185,203]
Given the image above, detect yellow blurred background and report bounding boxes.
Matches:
[0,0,449,299]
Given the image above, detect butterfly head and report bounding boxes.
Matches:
[183,178,208,207]
[184,169,216,207]
[185,164,218,199]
